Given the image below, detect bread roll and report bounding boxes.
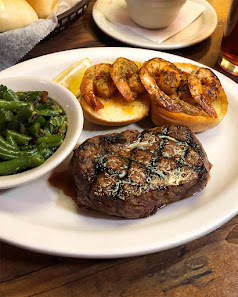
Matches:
[26,0,59,19]
[0,0,38,32]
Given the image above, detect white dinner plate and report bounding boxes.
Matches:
[92,0,217,50]
[0,47,237,259]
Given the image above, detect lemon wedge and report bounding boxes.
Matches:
[134,61,143,69]
[53,58,92,97]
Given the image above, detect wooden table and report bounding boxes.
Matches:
[1,1,237,296]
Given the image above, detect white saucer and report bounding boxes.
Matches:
[92,0,217,50]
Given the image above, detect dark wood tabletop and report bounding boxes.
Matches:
[1,1,237,296]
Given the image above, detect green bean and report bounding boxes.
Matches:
[19,145,35,151]
[27,122,41,137]
[23,91,42,102]
[0,85,7,97]
[43,121,54,134]
[0,85,67,176]
[3,89,19,101]
[18,104,33,119]
[45,140,63,149]
[16,92,27,101]
[36,134,64,145]
[40,148,53,160]
[4,129,32,145]
[30,144,47,151]
[21,140,62,151]
[21,143,53,160]
[35,109,62,117]
[36,143,53,160]
[0,136,17,150]
[6,135,18,148]
[59,122,67,134]
[0,100,30,110]
[0,151,17,161]
[35,101,61,110]
[0,154,44,176]
[0,144,38,157]
[48,115,65,126]
[0,109,13,124]
[43,116,67,135]
[0,149,38,161]
[35,115,46,127]
[7,105,34,131]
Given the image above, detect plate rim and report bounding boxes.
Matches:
[0,47,237,259]
[92,0,218,50]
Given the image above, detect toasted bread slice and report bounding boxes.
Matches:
[80,91,150,126]
[151,63,228,133]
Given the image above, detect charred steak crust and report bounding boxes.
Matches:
[70,126,211,218]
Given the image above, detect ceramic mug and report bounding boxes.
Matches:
[125,0,187,29]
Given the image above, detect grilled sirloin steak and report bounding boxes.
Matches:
[70,125,211,218]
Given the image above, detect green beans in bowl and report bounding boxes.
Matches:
[0,77,83,189]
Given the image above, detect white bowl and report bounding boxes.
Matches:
[125,0,187,29]
[0,76,84,189]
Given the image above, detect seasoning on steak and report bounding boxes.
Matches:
[69,125,211,219]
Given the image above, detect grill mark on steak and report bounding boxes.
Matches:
[70,125,211,218]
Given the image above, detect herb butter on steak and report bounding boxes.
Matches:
[69,125,211,219]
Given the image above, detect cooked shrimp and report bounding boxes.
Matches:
[172,70,197,105]
[80,63,116,110]
[188,67,221,118]
[169,92,205,116]
[139,58,183,112]
[110,57,145,102]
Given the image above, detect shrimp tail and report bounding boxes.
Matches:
[173,97,205,116]
[194,94,218,118]
[114,79,135,102]
[85,92,104,111]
